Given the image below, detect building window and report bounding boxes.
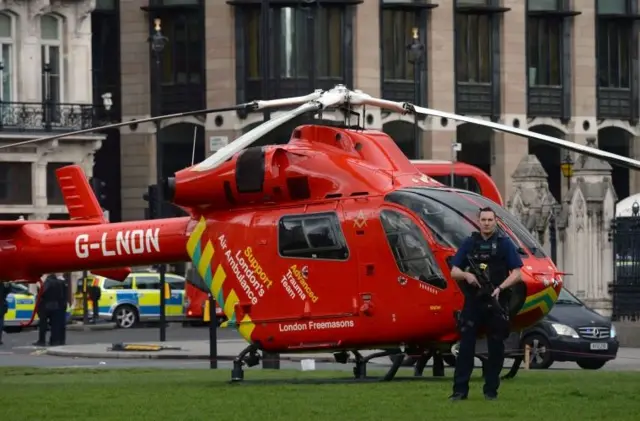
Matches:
[315,7,343,80]
[241,5,348,100]
[0,12,15,102]
[0,162,33,205]
[597,0,631,88]
[381,8,418,81]
[527,0,562,86]
[455,0,492,84]
[270,7,343,80]
[40,14,64,103]
[160,12,202,86]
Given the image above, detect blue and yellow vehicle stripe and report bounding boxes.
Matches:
[186,216,256,342]
[518,286,558,316]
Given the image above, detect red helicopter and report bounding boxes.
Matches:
[1,85,638,381]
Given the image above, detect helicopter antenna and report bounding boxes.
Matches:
[190,125,197,166]
[362,104,366,130]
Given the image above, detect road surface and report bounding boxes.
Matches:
[2,325,640,373]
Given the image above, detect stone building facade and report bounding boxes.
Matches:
[0,0,104,220]
[113,0,640,221]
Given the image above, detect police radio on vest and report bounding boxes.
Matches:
[75,228,161,259]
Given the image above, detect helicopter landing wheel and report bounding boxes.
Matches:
[432,350,445,377]
[352,350,367,379]
[230,344,259,383]
[413,350,432,377]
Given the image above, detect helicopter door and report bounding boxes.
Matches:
[276,204,356,319]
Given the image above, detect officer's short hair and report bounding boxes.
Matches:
[477,207,496,218]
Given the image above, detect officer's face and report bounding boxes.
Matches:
[478,211,496,234]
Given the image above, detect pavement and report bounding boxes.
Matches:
[43,338,382,362]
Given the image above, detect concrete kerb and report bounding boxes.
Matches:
[43,339,379,363]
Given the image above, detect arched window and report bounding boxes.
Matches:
[40,14,63,103]
[0,12,15,101]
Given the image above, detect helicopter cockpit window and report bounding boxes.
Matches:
[380,209,446,289]
[384,191,475,249]
[412,188,547,258]
[278,212,349,260]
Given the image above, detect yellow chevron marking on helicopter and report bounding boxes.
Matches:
[224,290,239,318]
[199,241,215,276]
[238,314,256,339]
[185,217,256,343]
[211,264,226,299]
[187,217,207,256]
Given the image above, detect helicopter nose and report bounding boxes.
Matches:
[163,176,176,202]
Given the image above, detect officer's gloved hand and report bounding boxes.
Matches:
[464,272,480,287]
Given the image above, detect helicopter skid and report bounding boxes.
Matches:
[228,345,456,383]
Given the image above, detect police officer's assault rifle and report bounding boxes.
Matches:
[465,255,510,327]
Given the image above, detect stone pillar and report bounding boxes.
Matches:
[424,2,455,160]
[571,0,597,120]
[491,132,529,202]
[32,160,47,209]
[497,0,528,200]
[506,154,558,252]
[205,1,236,108]
[560,153,616,316]
[354,0,380,96]
[119,0,153,221]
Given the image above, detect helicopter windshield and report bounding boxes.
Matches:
[384,190,474,249]
[388,188,547,258]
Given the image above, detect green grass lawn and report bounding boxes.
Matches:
[1,367,639,421]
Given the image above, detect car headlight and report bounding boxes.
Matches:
[610,325,617,338]
[551,323,579,338]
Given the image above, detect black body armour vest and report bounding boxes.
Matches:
[469,232,509,288]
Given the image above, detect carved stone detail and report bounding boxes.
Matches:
[76,0,96,23]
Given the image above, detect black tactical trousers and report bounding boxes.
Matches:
[452,297,507,397]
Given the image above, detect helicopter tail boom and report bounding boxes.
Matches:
[0,217,192,282]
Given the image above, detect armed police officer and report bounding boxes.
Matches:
[448,206,523,401]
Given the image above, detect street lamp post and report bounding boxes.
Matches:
[407,27,424,160]
[560,151,574,191]
[149,18,168,342]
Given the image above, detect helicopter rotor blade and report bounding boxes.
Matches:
[349,91,640,172]
[192,87,349,172]
[0,91,326,152]
[406,104,640,171]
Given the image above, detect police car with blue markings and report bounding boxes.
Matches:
[72,272,188,329]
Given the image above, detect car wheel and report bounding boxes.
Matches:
[521,334,553,369]
[113,305,138,329]
[576,359,607,370]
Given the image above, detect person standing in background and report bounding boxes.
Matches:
[0,282,11,346]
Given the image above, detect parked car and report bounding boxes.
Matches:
[72,272,187,329]
[393,287,619,371]
[520,287,619,370]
